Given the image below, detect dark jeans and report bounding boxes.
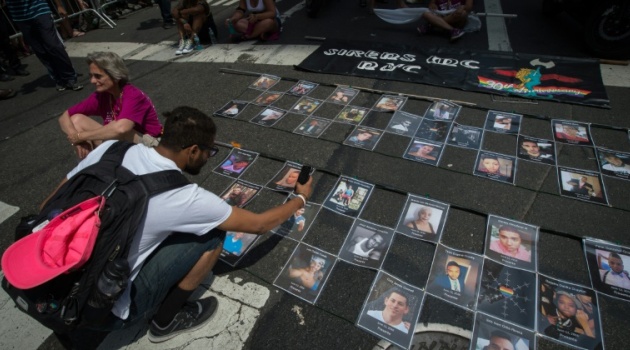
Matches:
[0,13,21,71]
[155,0,173,22]
[14,14,77,85]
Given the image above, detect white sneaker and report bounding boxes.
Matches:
[175,38,186,55]
[181,39,194,54]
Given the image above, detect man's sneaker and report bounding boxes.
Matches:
[175,38,186,55]
[148,296,218,343]
[181,38,194,54]
[66,81,84,91]
[417,23,429,35]
[450,28,465,42]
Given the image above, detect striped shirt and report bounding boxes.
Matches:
[5,0,52,22]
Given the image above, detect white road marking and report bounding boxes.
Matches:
[483,0,512,52]
[0,201,19,225]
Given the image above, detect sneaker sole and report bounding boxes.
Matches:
[148,299,218,343]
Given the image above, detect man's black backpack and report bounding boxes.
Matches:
[1,141,189,333]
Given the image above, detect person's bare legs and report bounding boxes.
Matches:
[247,18,277,40]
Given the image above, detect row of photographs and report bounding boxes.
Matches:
[215,79,630,207]
[215,96,630,185]
[214,166,630,349]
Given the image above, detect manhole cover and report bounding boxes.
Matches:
[375,324,470,350]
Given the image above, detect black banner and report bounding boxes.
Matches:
[297,39,609,108]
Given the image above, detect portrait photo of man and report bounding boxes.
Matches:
[558,168,608,205]
[339,220,393,269]
[484,111,521,134]
[489,226,532,262]
[425,101,460,121]
[374,95,406,112]
[250,74,279,90]
[336,106,368,124]
[288,80,317,96]
[292,97,321,115]
[517,136,555,165]
[598,251,630,290]
[584,239,630,301]
[597,149,630,179]
[426,245,482,309]
[327,87,359,105]
[250,107,286,127]
[294,117,331,138]
[472,313,535,350]
[366,289,411,333]
[485,215,538,270]
[215,100,247,118]
[344,127,382,150]
[386,110,421,137]
[447,124,482,150]
[433,261,465,292]
[253,91,282,106]
[553,120,592,145]
[220,181,261,208]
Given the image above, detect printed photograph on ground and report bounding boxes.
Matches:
[415,119,451,143]
[272,198,321,242]
[335,106,369,124]
[213,148,258,179]
[253,91,283,106]
[327,87,359,105]
[250,74,280,90]
[596,148,630,180]
[385,110,422,137]
[474,152,517,185]
[293,116,332,138]
[395,195,449,243]
[557,167,608,205]
[403,139,444,166]
[471,313,536,350]
[266,161,314,192]
[323,176,374,218]
[447,123,483,150]
[338,219,395,270]
[250,107,286,127]
[426,244,483,309]
[357,270,423,350]
[287,80,318,96]
[517,135,555,165]
[219,180,262,208]
[291,96,322,115]
[538,275,603,350]
[423,100,461,121]
[273,243,336,304]
[373,94,407,112]
[477,258,537,329]
[584,238,630,302]
[214,100,248,118]
[220,231,260,266]
[343,126,383,151]
[552,120,593,146]
[484,110,522,134]
[484,215,539,271]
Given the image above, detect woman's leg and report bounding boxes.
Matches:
[247,18,278,40]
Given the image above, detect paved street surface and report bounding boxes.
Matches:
[1,0,629,349]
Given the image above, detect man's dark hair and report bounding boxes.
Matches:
[160,107,216,150]
[498,225,526,239]
[489,330,513,345]
[446,261,460,269]
[610,252,623,261]
[386,288,409,306]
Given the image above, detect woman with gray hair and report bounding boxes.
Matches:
[58,52,162,158]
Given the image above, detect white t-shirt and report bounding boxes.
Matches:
[366,310,408,333]
[67,141,232,319]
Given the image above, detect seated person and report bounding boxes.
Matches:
[225,0,282,42]
[417,0,473,42]
[172,0,212,55]
[59,52,162,159]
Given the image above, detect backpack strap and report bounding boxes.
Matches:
[99,141,135,166]
[140,170,190,196]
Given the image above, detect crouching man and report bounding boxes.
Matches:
[51,106,313,345]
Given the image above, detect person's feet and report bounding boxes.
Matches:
[175,38,186,55]
[0,89,16,100]
[450,28,465,42]
[163,20,175,29]
[148,296,218,343]
[56,81,84,92]
[181,38,194,55]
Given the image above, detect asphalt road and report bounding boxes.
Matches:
[0,1,629,349]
